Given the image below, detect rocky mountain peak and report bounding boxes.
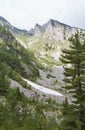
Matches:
[35,23,41,28]
[47,19,58,26]
[27,19,83,43]
[34,23,42,36]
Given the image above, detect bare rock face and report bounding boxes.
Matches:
[29,19,85,43]
[34,24,42,36]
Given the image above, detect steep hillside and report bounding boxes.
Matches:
[0,24,40,83]
[0,16,85,93]
[0,23,61,130]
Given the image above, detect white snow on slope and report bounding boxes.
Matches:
[23,78,62,97]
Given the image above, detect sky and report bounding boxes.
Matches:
[0,0,85,30]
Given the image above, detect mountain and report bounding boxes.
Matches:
[0,16,85,129]
[25,18,85,66]
[0,16,85,92]
[0,16,32,36]
[29,19,85,43]
[26,19,85,92]
[26,19,85,65]
[0,16,34,48]
[0,16,85,45]
[0,25,59,129]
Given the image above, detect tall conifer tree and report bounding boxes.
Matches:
[60,32,85,130]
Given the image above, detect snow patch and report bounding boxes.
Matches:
[23,78,62,97]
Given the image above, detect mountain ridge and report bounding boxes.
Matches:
[28,18,85,44]
[0,16,85,37]
[0,16,85,54]
[0,16,32,36]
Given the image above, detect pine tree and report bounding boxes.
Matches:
[0,63,10,95]
[60,32,85,130]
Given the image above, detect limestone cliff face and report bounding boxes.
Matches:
[34,24,42,36]
[29,19,85,43]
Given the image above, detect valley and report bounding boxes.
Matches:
[0,16,85,130]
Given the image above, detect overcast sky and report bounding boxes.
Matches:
[0,0,85,30]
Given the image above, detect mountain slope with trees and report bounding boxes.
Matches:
[0,16,85,130]
[0,24,40,81]
[0,23,60,130]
